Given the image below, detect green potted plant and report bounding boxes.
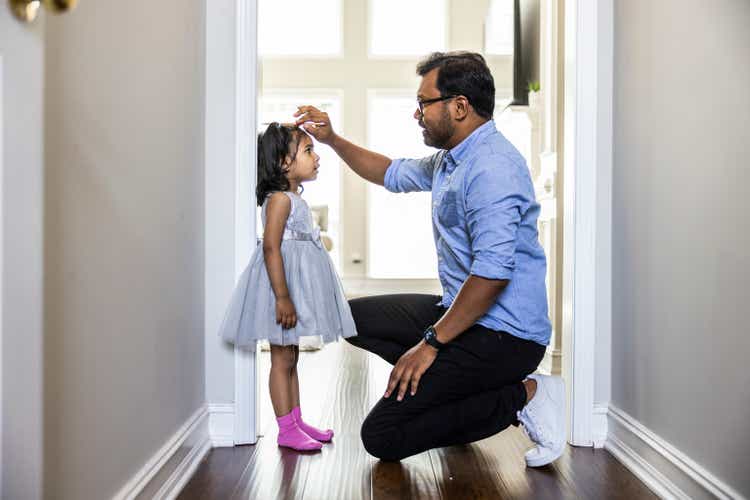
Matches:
[527,81,541,108]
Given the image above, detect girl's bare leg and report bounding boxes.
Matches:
[290,345,301,408]
[269,345,296,417]
[288,344,334,442]
[271,344,323,450]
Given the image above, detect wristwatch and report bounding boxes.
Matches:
[423,325,446,350]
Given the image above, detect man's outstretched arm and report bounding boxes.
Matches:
[295,105,391,185]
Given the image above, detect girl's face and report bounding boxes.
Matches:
[285,133,320,184]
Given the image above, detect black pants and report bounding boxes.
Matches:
[346,294,546,461]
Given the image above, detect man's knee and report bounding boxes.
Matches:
[360,415,404,462]
[345,334,364,348]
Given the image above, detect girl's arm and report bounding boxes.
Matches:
[262,193,296,329]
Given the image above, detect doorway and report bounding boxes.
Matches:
[206,0,612,450]
[252,0,565,437]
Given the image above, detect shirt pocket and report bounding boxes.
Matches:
[438,189,461,228]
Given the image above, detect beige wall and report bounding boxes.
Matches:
[261,0,513,278]
[612,0,750,496]
[1,9,45,500]
[43,1,206,498]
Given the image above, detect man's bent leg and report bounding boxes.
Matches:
[361,383,528,461]
[359,328,546,461]
[346,294,444,364]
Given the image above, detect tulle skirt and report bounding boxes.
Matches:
[218,240,357,348]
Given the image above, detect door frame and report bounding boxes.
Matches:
[0,52,4,494]
[205,0,613,447]
[560,0,613,446]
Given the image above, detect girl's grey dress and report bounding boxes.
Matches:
[218,191,357,348]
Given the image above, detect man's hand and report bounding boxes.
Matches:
[294,105,336,145]
[385,340,438,401]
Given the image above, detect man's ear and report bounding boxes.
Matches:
[453,96,470,121]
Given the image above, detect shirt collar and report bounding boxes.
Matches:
[445,119,496,167]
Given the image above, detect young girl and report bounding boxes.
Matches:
[218,122,357,451]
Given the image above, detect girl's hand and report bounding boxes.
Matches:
[294,106,336,145]
[275,296,297,329]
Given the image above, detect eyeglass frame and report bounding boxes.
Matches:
[416,94,461,116]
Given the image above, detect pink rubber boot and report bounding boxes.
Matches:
[292,406,334,443]
[276,411,322,451]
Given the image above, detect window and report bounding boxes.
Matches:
[369,0,447,57]
[494,99,532,167]
[367,91,438,279]
[485,0,515,55]
[259,0,342,56]
[258,92,343,270]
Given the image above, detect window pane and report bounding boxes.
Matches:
[258,93,342,271]
[367,92,438,279]
[494,100,532,168]
[370,0,447,56]
[259,0,341,56]
[485,0,514,55]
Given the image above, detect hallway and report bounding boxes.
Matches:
[179,342,655,499]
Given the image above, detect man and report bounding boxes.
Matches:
[295,51,565,467]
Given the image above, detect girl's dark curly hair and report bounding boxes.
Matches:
[256,122,305,206]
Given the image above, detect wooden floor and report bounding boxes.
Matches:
[179,342,656,500]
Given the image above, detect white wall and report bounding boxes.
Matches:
[612,0,750,496]
[43,1,206,498]
[0,10,45,500]
[204,0,239,406]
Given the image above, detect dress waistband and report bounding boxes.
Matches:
[256,227,323,248]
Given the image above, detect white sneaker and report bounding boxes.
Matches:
[517,374,566,467]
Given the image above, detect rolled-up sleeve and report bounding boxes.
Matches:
[465,155,531,281]
[383,152,442,193]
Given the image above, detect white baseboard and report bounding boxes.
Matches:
[157,436,212,500]
[209,403,236,447]
[592,403,608,449]
[605,405,745,500]
[112,406,211,500]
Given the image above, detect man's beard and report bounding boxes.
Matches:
[421,108,454,149]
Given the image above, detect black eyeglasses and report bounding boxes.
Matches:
[416,94,460,115]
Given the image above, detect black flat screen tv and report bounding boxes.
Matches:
[511,0,540,106]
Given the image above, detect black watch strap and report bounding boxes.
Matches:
[423,325,445,350]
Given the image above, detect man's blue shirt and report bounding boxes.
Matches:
[384,120,551,345]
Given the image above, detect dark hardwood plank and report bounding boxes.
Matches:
[176,445,255,500]
[428,443,511,500]
[228,429,316,500]
[366,350,442,500]
[300,343,374,500]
